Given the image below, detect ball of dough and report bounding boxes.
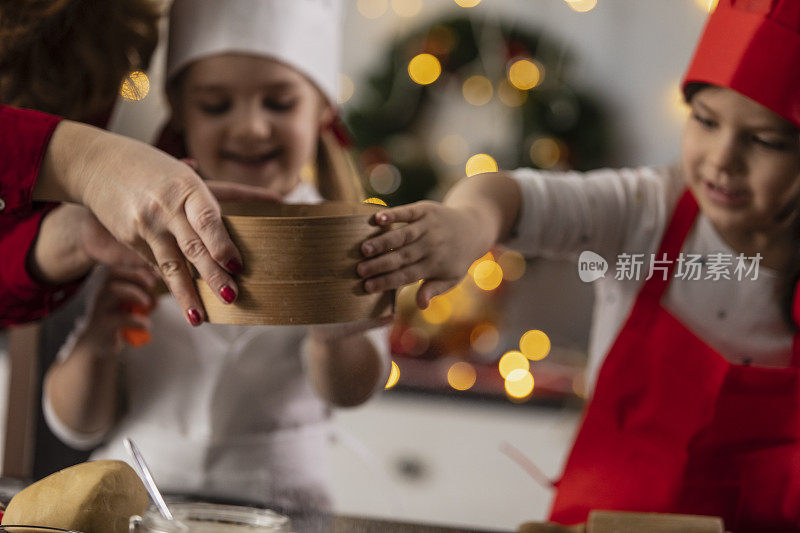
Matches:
[2,460,149,533]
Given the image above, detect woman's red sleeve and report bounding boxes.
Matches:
[0,105,85,325]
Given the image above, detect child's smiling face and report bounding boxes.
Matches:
[174,54,334,195]
[682,86,800,237]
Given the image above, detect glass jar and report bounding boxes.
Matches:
[129,503,291,533]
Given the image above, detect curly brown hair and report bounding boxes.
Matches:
[0,0,161,122]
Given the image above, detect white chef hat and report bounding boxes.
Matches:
[166,0,342,104]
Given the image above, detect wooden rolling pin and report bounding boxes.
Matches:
[520,510,725,533]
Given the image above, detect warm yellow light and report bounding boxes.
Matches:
[363,197,388,206]
[695,0,719,13]
[505,369,534,399]
[385,361,401,389]
[468,252,494,276]
[470,323,499,354]
[508,60,541,91]
[421,294,453,324]
[453,0,482,6]
[520,330,551,361]
[462,75,493,106]
[437,134,469,166]
[392,0,423,17]
[408,53,442,85]
[498,250,526,281]
[465,153,498,177]
[667,81,690,123]
[498,351,529,379]
[358,0,388,18]
[497,79,528,107]
[448,361,477,391]
[529,137,563,169]
[566,0,597,12]
[473,260,503,291]
[338,73,355,104]
[120,71,150,101]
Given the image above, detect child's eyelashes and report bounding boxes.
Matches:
[691,112,717,129]
[264,98,298,112]
[751,136,790,151]
[199,101,231,115]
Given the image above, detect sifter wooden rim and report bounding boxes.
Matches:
[197,201,391,325]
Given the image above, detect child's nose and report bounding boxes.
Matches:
[708,133,742,174]
[231,108,271,140]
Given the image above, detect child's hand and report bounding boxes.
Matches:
[85,266,160,352]
[357,201,489,308]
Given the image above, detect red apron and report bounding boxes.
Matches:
[549,190,800,532]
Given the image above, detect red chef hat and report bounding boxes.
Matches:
[682,0,800,128]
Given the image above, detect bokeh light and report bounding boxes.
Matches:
[408,53,442,85]
[448,361,477,391]
[468,252,494,275]
[369,163,402,194]
[465,153,498,177]
[421,294,453,324]
[520,330,551,361]
[529,137,565,169]
[497,79,528,107]
[392,0,423,17]
[470,323,499,355]
[120,71,150,101]
[498,351,529,379]
[473,260,503,291]
[385,361,400,389]
[498,250,526,281]
[338,73,355,104]
[438,134,469,166]
[358,0,388,18]
[454,0,482,6]
[508,59,542,90]
[462,75,494,106]
[566,0,598,13]
[505,369,535,400]
[363,197,388,206]
[695,0,719,12]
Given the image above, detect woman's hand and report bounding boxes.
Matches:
[36,120,279,325]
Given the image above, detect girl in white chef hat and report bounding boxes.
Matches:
[43,0,389,514]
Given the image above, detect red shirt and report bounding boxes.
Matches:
[0,105,84,325]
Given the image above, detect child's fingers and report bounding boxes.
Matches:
[108,265,160,291]
[104,280,155,311]
[361,223,426,258]
[363,262,429,294]
[371,202,429,227]
[416,280,458,309]
[358,241,429,279]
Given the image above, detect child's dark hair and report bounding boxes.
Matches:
[0,0,161,122]
[685,82,800,331]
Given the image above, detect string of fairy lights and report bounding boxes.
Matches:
[115,0,720,404]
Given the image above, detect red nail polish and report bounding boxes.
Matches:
[226,259,243,274]
[187,308,202,326]
[220,285,236,303]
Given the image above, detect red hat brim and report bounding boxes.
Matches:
[682,6,800,128]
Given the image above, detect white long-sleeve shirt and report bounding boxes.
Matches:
[506,166,794,391]
[44,181,390,510]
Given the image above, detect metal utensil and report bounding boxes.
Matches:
[124,437,175,521]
